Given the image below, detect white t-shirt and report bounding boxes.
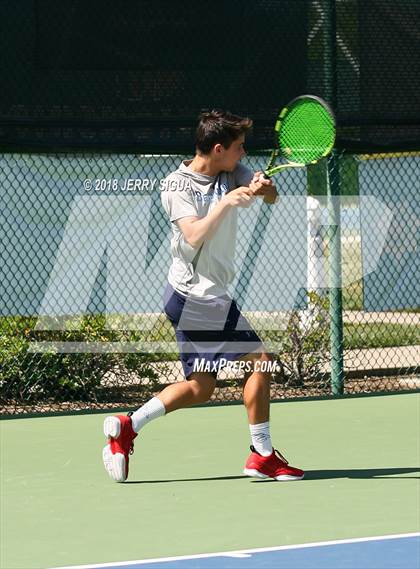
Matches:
[161,160,254,299]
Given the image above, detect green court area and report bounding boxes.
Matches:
[1,393,419,569]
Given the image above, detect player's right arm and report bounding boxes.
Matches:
[177,187,255,249]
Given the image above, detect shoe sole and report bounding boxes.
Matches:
[102,444,127,483]
[243,468,269,479]
[243,468,304,481]
[274,473,305,481]
[103,417,126,483]
[103,416,121,439]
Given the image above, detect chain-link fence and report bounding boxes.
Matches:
[1,151,418,415]
[1,0,419,414]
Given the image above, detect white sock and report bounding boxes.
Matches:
[129,397,166,433]
[249,421,272,456]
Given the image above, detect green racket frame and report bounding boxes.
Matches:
[264,95,336,177]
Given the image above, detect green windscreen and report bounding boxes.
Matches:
[278,98,335,164]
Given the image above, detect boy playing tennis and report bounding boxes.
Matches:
[102,110,304,482]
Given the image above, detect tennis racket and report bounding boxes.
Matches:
[264,94,336,178]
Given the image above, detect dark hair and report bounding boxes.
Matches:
[195,109,253,154]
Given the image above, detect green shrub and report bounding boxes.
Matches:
[274,292,330,387]
[0,315,161,405]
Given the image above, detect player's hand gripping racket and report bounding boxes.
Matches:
[264,95,336,179]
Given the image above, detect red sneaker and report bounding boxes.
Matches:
[243,445,304,481]
[102,414,138,482]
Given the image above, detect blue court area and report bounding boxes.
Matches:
[56,535,420,569]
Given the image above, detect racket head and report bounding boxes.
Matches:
[274,95,336,167]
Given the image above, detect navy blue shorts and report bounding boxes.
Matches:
[163,283,264,379]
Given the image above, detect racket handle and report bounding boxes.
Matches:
[263,194,277,205]
[258,172,276,204]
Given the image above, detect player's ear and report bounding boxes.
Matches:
[213,143,224,154]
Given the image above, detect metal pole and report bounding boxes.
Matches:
[324,0,344,395]
[327,152,344,395]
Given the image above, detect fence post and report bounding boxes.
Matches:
[324,0,344,395]
[327,153,344,395]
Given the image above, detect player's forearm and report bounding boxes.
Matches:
[186,199,233,249]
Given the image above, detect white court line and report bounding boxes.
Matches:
[50,532,420,569]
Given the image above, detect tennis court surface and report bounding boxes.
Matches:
[1,393,419,569]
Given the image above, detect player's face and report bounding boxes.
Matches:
[219,135,246,171]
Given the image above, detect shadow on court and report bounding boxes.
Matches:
[125,475,247,484]
[304,467,420,480]
[124,467,420,484]
[252,467,420,482]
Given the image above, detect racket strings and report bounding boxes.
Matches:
[278,101,335,164]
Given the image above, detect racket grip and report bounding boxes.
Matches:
[259,171,276,204]
[263,194,277,205]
